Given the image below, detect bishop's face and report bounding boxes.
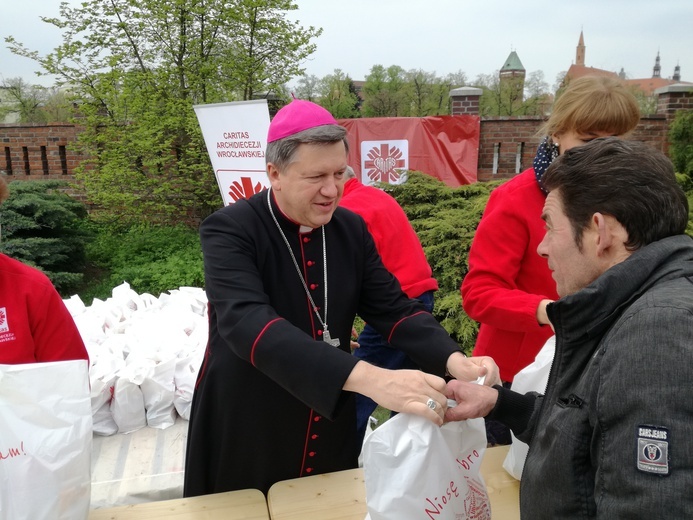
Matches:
[268,141,348,229]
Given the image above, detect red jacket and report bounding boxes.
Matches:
[461,168,557,382]
[340,178,438,298]
[0,254,88,364]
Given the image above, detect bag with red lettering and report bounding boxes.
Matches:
[362,402,491,520]
[0,360,92,520]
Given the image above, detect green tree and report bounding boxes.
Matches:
[0,180,90,295]
[475,70,551,117]
[383,172,501,351]
[81,223,204,301]
[629,86,658,116]
[445,69,468,90]
[0,77,72,123]
[473,72,504,116]
[293,73,320,101]
[317,69,360,118]
[522,70,551,116]
[360,64,407,117]
[400,69,437,116]
[6,0,320,225]
[669,109,693,176]
[553,71,567,93]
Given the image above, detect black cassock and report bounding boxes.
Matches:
[184,189,461,496]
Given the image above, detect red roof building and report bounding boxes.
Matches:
[564,31,691,96]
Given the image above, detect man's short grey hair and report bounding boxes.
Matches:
[266,124,349,172]
[344,166,356,179]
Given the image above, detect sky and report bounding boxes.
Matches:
[2,0,692,90]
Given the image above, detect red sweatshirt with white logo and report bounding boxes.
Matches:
[0,253,88,364]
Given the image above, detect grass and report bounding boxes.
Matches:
[371,405,394,429]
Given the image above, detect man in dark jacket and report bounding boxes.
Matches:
[445,137,693,518]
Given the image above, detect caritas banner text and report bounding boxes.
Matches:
[339,115,480,186]
[194,100,270,205]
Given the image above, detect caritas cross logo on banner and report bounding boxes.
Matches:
[227,175,264,202]
[361,140,409,185]
[193,100,271,205]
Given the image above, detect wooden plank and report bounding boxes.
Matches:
[88,489,269,520]
[267,469,367,520]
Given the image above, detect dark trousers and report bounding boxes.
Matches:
[353,290,435,446]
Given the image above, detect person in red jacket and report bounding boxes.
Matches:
[0,176,88,364]
[340,167,439,444]
[460,76,639,444]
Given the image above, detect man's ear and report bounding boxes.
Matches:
[594,212,629,257]
[593,213,613,256]
[267,163,281,191]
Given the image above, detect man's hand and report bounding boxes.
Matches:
[537,299,555,331]
[343,361,448,425]
[444,379,499,422]
[349,327,359,350]
[446,352,501,387]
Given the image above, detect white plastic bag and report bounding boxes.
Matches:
[173,352,204,421]
[110,365,147,434]
[502,335,555,480]
[363,403,491,520]
[141,357,177,429]
[0,360,92,520]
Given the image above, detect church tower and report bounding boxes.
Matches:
[576,31,586,67]
[653,52,661,78]
[499,50,526,114]
[673,64,681,82]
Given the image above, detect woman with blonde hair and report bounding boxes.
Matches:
[461,75,640,444]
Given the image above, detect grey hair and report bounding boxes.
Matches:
[344,165,356,179]
[266,125,349,172]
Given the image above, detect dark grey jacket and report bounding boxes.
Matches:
[491,234,693,518]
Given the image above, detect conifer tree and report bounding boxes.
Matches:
[0,180,89,295]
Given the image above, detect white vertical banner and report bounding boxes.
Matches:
[194,100,271,205]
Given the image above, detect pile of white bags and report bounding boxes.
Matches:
[63,282,208,436]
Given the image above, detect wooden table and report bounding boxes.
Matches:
[267,445,520,519]
[268,467,367,520]
[479,444,521,519]
[88,489,269,520]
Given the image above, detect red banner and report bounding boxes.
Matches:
[339,115,479,186]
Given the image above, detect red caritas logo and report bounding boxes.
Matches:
[364,143,406,184]
[464,477,491,519]
[0,307,8,333]
[229,177,264,202]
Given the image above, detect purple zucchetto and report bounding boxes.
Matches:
[267,99,339,143]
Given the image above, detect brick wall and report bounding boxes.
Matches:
[477,117,543,181]
[1,85,690,189]
[656,84,693,118]
[0,123,83,181]
[453,83,689,182]
[449,87,482,116]
[475,114,670,181]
